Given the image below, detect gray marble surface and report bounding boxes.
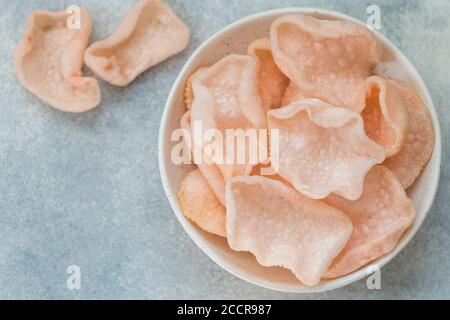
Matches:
[0,0,449,299]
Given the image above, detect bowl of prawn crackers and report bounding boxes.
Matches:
[159,8,441,292]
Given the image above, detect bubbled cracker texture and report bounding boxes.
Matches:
[84,0,190,86]
[271,14,382,112]
[13,9,101,112]
[267,99,385,200]
[325,166,415,278]
[226,176,353,286]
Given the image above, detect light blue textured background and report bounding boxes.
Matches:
[0,0,448,299]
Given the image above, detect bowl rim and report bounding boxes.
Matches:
[158,7,442,293]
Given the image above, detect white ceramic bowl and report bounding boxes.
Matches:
[159,8,441,292]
